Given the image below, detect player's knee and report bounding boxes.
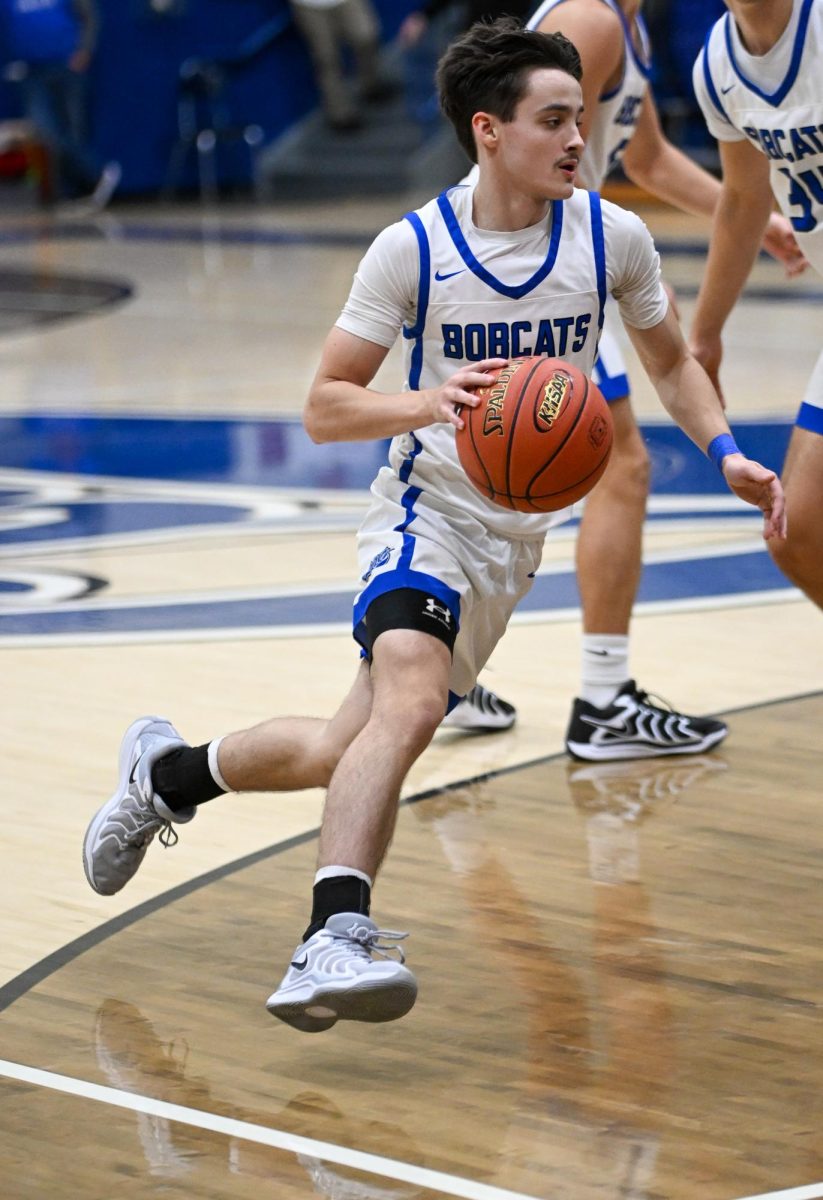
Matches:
[313,738,347,788]
[401,691,447,749]
[376,687,446,755]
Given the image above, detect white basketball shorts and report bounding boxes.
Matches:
[592,310,630,403]
[353,468,545,706]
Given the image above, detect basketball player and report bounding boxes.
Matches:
[82,19,784,1031]
[691,0,823,611]
[444,0,806,756]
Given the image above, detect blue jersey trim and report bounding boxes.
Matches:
[352,569,462,648]
[700,33,731,125]
[609,0,652,79]
[436,189,564,299]
[797,402,823,435]
[725,0,814,107]
[396,481,422,577]
[402,211,431,391]
[591,360,630,403]
[599,81,623,102]
[398,435,423,485]
[588,191,608,341]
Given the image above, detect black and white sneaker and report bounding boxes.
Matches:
[565,680,728,762]
[266,914,417,1032]
[440,684,516,733]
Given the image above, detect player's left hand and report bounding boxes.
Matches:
[762,213,808,278]
[721,454,786,541]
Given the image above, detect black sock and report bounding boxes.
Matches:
[303,875,371,942]
[151,745,226,812]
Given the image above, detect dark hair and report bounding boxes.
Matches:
[437,17,583,162]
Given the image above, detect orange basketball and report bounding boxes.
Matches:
[455,356,613,513]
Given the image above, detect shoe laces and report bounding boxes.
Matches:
[121,814,178,852]
[158,822,179,849]
[632,686,674,715]
[333,922,410,965]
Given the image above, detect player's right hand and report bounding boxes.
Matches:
[427,359,508,430]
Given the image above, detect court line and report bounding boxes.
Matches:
[4,688,821,1013]
[736,1186,823,1200]
[0,586,803,649]
[0,1058,536,1200]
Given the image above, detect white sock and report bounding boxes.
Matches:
[314,865,374,888]
[580,634,630,708]
[207,737,231,792]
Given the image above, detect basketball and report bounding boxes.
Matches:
[455,356,613,513]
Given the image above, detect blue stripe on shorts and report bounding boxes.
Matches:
[591,356,630,403]
[797,402,823,435]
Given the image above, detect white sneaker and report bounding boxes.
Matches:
[266,913,418,1032]
[83,716,194,895]
[440,684,516,733]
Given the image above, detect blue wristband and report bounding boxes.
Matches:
[707,433,740,472]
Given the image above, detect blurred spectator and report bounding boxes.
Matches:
[288,0,394,132]
[399,0,533,46]
[644,0,725,158]
[0,0,120,207]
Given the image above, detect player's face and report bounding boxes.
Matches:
[498,68,585,200]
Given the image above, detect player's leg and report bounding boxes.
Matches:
[575,393,648,641]
[565,329,727,761]
[767,368,823,609]
[266,501,541,1031]
[267,592,456,1032]
[316,628,451,880]
[82,664,375,898]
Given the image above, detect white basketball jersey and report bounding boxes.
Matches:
[335,182,665,541]
[694,0,823,275]
[385,185,606,536]
[527,0,652,188]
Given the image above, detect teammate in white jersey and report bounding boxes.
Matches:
[446,0,805,758]
[82,19,784,1031]
[691,0,823,611]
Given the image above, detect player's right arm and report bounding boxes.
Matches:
[303,218,505,443]
[303,331,501,443]
[689,138,775,398]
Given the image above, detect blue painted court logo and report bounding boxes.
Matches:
[0,415,798,644]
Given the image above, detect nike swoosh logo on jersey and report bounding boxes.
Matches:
[720,83,735,94]
[434,268,466,281]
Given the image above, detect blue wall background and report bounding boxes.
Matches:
[0,0,417,196]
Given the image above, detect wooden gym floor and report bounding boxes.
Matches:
[1,189,822,1200]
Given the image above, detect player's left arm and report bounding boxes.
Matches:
[621,94,806,276]
[625,306,786,540]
